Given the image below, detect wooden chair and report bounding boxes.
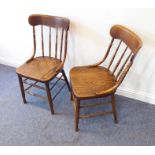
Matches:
[70,25,143,131]
[16,14,70,115]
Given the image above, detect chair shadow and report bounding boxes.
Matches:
[25,80,71,113]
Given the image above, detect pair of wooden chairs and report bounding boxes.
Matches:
[16,14,142,131]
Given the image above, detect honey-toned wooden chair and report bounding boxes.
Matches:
[70,25,143,131]
[16,14,70,115]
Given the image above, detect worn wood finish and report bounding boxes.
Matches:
[112,46,128,74]
[49,27,51,57]
[61,69,71,92]
[108,40,122,70]
[110,25,142,53]
[17,56,62,82]
[70,24,143,131]
[80,111,113,119]
[16,14,70,115]
[55,27,58,59]
[80,102,111,108]
[116,52,132,79]
[75,98,80,132]
[18,75,27,104]
[111,94,118,123]
[45,82,54,115]
[70,66,116,99]
[60,29,64,60]
[41,25,44,57]
[28,14,69,30]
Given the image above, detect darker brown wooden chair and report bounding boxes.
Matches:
[70,25,143,131]
[16,14,70,115]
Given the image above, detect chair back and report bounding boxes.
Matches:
[103,25,142,83]
[28,14,70,62]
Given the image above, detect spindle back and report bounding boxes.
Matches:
[101,25,142,82]
[28,14,70,62]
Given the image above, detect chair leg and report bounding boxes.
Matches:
[74,98,80,132]
[111,94,118,123]
[61,69,71,92]
[17,75,27,103]
[71,92,73,101]
[45,82,54,115]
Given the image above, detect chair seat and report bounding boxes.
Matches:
[70,66,117,98]
[16,56,62,82]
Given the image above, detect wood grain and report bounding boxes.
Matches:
[70,24,143,131]
[16,14,70,115]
